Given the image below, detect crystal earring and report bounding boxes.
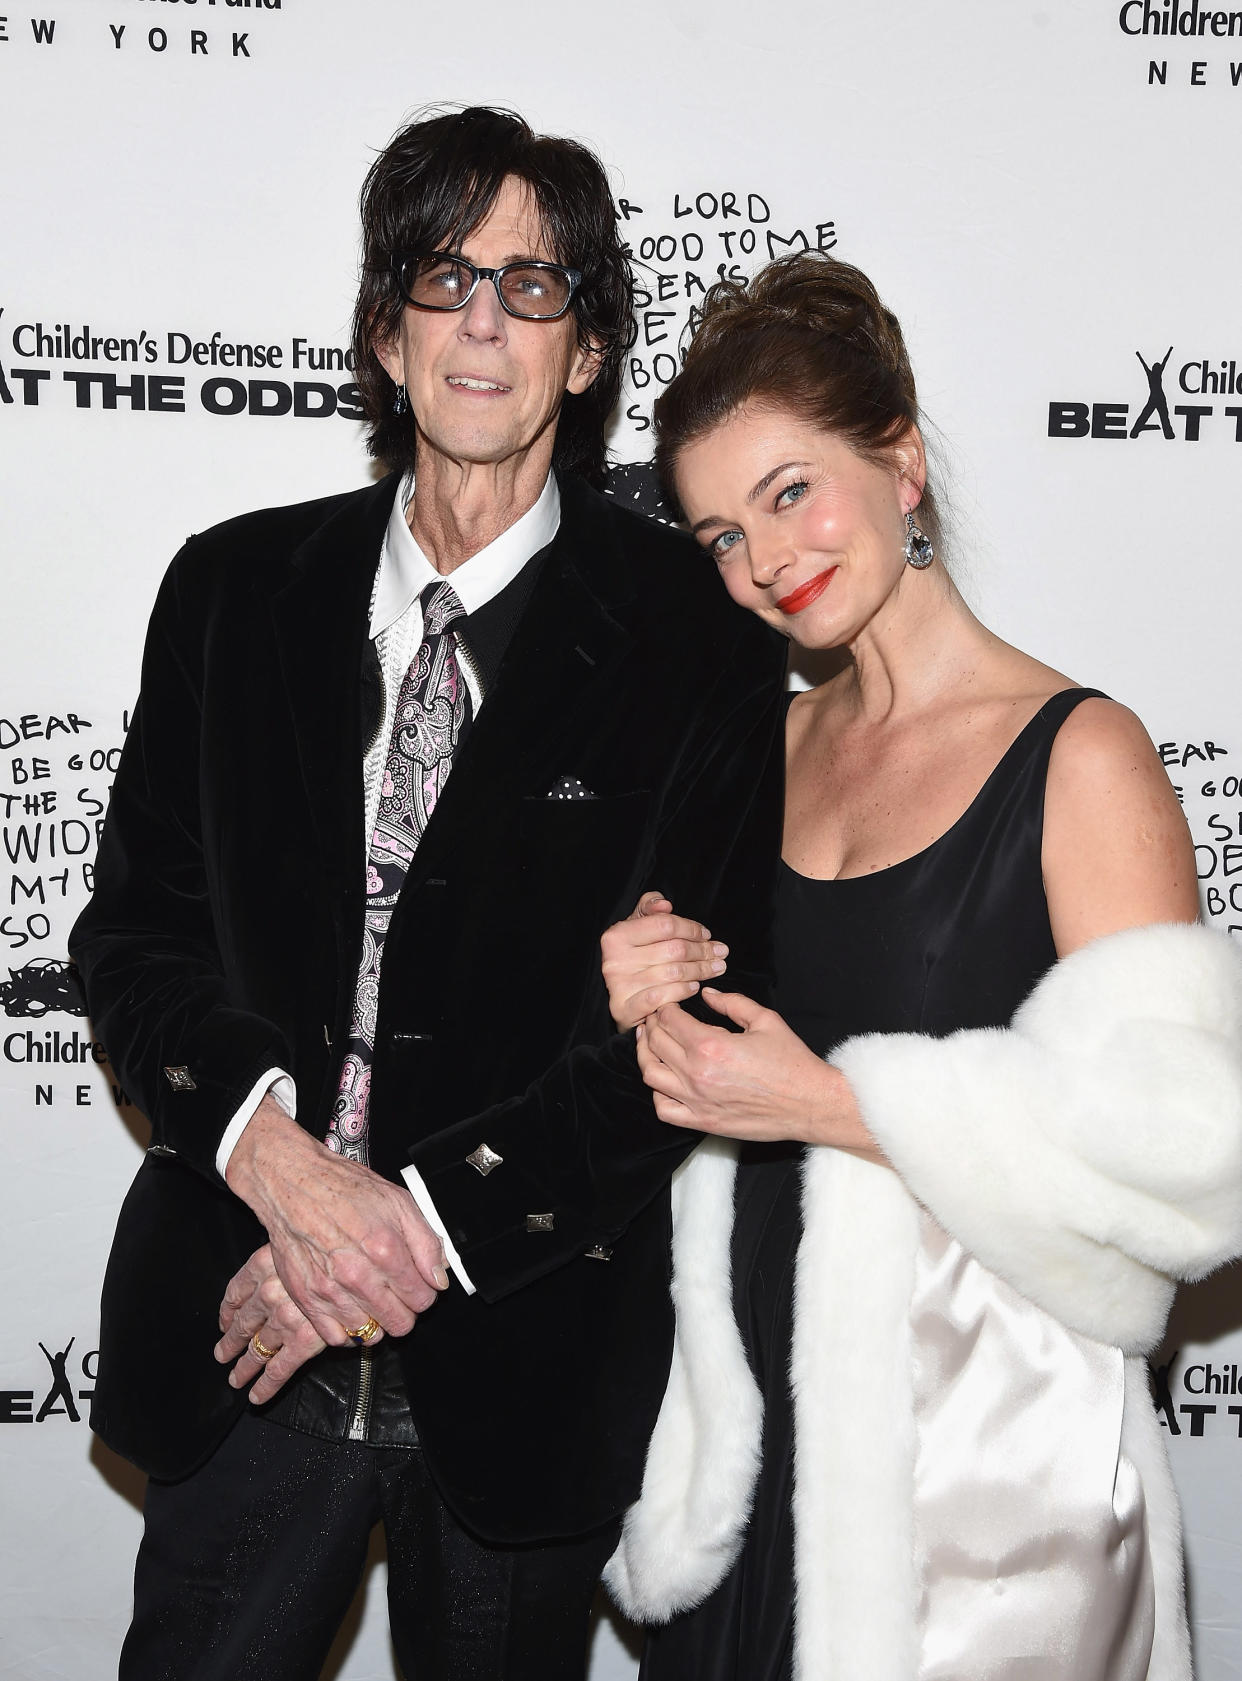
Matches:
[904,510,934,570]
[393,382,408,416]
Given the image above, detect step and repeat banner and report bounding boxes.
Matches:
[2,1,1239,1675]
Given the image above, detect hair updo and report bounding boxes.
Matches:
[652,251,942,549]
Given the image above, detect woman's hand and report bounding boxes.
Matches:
[214,1243,335,1405]
[637,988,885,1162]
[600,891,730,1031]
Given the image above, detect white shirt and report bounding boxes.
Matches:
[215,471,562,1294]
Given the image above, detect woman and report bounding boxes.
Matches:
[598,253,1242,1681]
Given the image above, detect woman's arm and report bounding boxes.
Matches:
[824,699,1242,1352]
[1041,697,1199,953]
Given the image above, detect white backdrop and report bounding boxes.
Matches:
[2,1,1240,1675]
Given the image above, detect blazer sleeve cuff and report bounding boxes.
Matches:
[144,1011,295,1183]
[406,1108,603,1298]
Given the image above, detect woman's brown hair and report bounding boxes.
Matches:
[653,252,942,547]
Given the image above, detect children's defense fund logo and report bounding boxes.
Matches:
[1117,0,1242,88]
[1048,348,1242,443]
[0,305,364,424]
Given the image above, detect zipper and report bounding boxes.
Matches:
[452,630,486,709]
[347,1346,375,1442]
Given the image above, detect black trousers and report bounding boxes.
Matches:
[120,1411,621,1681]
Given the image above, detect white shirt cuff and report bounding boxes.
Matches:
[400,1161,477,1295]
[215,1069,296,1179]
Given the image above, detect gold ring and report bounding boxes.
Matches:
[251,1332,278,1361]
[344,1317,381,1347]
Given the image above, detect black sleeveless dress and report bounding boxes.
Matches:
[641,688,1104,1681]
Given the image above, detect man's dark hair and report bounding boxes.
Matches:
[352,106,634,486]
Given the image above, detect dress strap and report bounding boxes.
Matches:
[904,686,1112,903]
[1034,686,1108,728]
[970,687,1109,804]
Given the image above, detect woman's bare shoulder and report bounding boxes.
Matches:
[1042,694,1197,953]
[1045,694,1165,785]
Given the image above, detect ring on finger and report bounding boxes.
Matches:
[251,1332,279,1361]
[344,1317,381,1347]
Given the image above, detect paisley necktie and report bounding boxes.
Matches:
[326,580,471,1161]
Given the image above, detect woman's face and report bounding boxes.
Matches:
[674,402,924,649]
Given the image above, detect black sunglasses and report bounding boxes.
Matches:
[393,253,582,321]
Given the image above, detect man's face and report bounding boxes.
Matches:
[376,175,599,475]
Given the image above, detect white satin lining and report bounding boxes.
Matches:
[911,1214,1154,1679]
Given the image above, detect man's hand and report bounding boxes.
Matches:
[215,1243,329,1404]
[225,1097,450,1348]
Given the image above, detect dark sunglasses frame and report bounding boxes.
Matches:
[392,253,583,321]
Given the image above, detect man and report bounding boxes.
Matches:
[71,106,785,1680]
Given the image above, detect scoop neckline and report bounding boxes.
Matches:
[781,687,1096,888]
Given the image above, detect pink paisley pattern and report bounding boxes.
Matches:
[324,581,471,1161]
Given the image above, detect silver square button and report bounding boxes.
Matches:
[584,1244,613,1262]
[466,1142,504,1178]
[164,1066,197,1092]
[525,1212,555,1233]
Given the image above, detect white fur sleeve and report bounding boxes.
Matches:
[832,922,1242,1353]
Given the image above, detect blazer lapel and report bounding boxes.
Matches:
[406,476,637,879]
[268,474,398,896]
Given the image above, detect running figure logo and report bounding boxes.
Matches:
[1132,346,1174,439]
[37,1337,81,1423]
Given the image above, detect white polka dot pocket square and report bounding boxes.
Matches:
[546,776,597,801]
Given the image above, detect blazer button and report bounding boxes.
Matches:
[584,1243,613,1262]
[525,1212,555,1233]
[163,1066,196,1092]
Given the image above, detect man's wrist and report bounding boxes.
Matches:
[224,1096,319,1205]
[215,1069,296,1179]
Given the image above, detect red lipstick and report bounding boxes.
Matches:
[775,568,837,615]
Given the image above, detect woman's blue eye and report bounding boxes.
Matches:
[776,480,808,508]
[710,530,744,560]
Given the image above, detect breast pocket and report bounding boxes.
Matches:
[518,790,652,926]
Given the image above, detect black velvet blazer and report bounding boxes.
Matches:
[70,470,786,1542]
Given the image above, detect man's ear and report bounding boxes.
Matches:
[566,337,604,397]
[374,333,405,389]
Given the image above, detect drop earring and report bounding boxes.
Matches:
[393,382,408,416]
[903,509,934,570]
